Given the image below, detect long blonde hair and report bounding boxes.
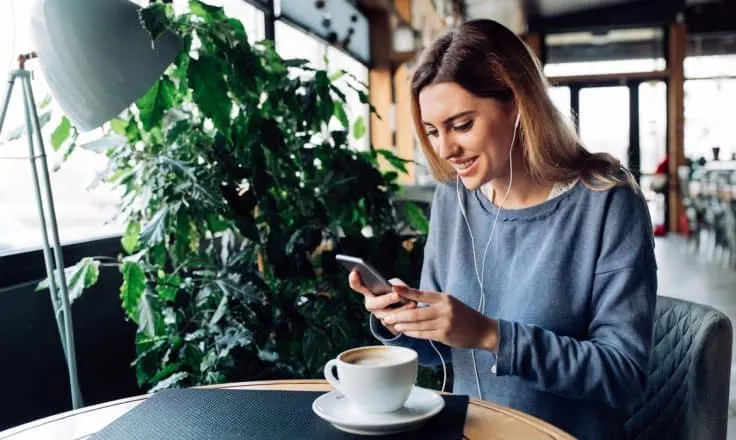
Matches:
[410,19,636,190]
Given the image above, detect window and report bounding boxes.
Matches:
[0,0,267,255]
[544,28,666,77]
[638,81,667,175]
[0,1,120,254]
[684,55,736,79]
[275,20,328,69]
[683,34,736,161]
[685,33,736,79]
[684,78,736,161]
[548,86,573,128]
[578,86,630,167]
[275,20,370,151]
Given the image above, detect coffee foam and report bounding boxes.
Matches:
[340,347,413,366]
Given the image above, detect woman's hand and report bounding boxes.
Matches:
[384,285,499,352]
[348,271,417,336]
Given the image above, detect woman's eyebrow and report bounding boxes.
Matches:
[422,110,476,127]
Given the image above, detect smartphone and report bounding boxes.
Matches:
[335,254,393,295]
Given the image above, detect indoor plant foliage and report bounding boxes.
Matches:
[46,0,432,392]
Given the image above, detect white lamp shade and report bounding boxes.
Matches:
[30,0,181,132]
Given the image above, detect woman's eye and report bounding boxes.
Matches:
[453,121,473,132]
[426,129,438,138]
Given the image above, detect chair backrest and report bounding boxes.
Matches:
[625,296,732,440]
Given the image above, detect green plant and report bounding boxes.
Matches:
[43,0,436,392]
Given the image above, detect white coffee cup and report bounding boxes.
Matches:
[323,345,418,414]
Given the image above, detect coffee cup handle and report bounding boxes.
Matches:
[324,359,341,391]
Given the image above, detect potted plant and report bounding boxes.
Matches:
[44,0,435,392]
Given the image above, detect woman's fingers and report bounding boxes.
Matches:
[392,285,442,304]
[388,278,408,287]
[365,292,404,312]
[393,320,438,333]
[350,271,409,314]
[383,306,437,325]
[373,301,416,320]
[348,270,375,297]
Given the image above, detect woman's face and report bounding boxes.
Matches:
[419,82,518,190]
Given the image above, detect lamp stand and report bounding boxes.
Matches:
[0,53,82,410]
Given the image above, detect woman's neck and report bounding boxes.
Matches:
[482,173,554,209]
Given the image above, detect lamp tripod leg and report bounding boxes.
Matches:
[0,72,68,353]
[0,72,19,137]
[5,69,83,410]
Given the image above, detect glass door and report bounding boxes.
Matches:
[573,82,668,227]
[638,81,668,228]
[578,86,631,168]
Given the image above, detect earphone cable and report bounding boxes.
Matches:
[458,112,519,399]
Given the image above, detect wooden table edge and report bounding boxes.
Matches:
[0,379,575,440]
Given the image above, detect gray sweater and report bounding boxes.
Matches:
[371,179,657,440]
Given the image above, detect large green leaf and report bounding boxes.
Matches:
[188,55,231,131]
[139,208,169,247]
[403,202,429,235]
[149,371,189,393]
[50,116,72,151]
[173,210,192,263]
[110,118,128,135]
[190,0,226,21]
[328,69,346,82]
[375,149,409,173]
[352,116,366,140]
[214,278,262,302]
[210,294,228,325]
[125,119,141,142]
[138,289,157,337]
[139,3,169,42]
[122,221,141,254]
[120,261,146,320]
[137,77,177,130]
[36,257,100,304]
[333,101,348,129]
[156,272,181,302]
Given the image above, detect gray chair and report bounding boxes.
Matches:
[626,296,733,440]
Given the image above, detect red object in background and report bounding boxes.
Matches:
[653,224,668,236]
[679,212,691,236]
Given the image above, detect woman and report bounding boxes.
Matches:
[348,19,657,440]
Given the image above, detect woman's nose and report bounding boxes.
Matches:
[437,134,457,160]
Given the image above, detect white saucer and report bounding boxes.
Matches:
[312,386,445,436]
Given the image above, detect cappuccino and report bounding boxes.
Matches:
[324,346,418,414]
[350,357,394,366]
[342,347,407,366]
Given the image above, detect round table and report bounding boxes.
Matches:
[0,380,575,439]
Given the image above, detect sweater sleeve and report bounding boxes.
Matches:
[494,185,657,409]
[369,186,452,367]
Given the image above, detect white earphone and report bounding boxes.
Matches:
[431,109,520,398]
